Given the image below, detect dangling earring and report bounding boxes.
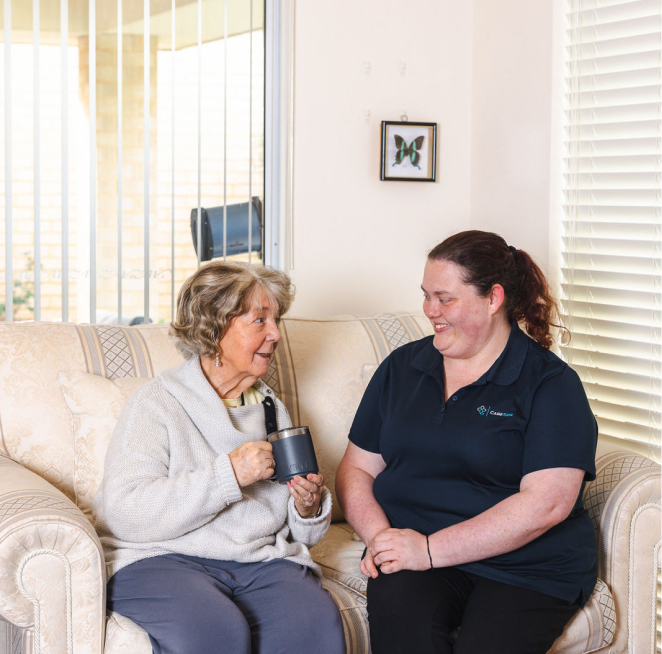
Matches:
[214,352,221,367]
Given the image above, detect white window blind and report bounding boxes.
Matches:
[1,0,268,325]
[562,0,661,460]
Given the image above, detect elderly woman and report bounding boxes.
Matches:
[336,231,598,654]
[93,261,345,654]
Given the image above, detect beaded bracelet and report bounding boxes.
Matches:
[426,535,433,569]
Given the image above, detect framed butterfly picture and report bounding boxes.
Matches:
[380,121,437,182]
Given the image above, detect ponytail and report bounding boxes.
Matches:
[428,231,568,349]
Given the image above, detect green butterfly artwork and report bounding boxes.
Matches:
[393,135,425,170]
[380,121,436,182]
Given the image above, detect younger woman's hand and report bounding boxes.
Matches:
[360,546,379,579]
[370,528,430,574]
[288,473,324,518]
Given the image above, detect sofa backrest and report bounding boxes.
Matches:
[0,313,431,522]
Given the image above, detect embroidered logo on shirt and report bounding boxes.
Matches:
[477,405,513,418]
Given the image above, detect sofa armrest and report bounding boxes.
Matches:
[0,455,106,654]
[583,450,661,654]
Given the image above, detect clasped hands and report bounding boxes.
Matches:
[360,528,431,578]
[228,440,324,518]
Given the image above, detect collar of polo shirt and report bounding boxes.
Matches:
[410,321,528,387]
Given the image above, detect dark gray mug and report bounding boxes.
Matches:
[267,426,319,484]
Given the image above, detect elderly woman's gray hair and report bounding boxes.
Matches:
[170,261,295,359]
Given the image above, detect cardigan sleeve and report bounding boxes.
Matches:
[99,384,243,543]
[286,486,332,547]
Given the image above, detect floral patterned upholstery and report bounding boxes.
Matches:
[0,317,659,654]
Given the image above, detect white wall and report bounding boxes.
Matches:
[469,0,555,274]
[287,0,473,317]
[287,0,561,316]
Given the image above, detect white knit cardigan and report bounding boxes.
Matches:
[93,355,332,579]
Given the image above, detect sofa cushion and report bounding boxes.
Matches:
[312,523,617,654]
[311,523,367,596]
[549,579,615,653]
[321,575,370,654]
[104,612,152,654]
[0,323,173,504]
[0,324,91,500]
[58,371,153,520]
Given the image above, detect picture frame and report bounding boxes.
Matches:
[380,121,437,182]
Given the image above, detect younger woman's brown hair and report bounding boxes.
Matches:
[428,230,568,349]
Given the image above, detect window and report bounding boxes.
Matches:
[1,0,266,325]
[561,0,661,461]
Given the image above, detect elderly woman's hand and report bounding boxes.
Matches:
[288,473,324,518]
[229,441,276,487]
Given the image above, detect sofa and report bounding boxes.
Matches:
[0,314,659,654]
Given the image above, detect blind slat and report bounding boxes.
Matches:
[566,120,660,141]
[560,252,660,272]
[561,266,661,291]
[570,0,660,13]
[90,0,97,321]
[560,345,660,376]
[569,67,660,93]
[583,380,661,411]
[144,0,151,323]
[61,0,69,322]
[566,102,661,126]
[565,49,661,76]
[564,172,661,189]
[562,299,660,327]
[562,190,661,207]
[4,0,13,322]
[561,236,661,256]
[567,32,660,61]
[586,397,659,428]
[561,282,661,308]
[567,315,660,342]
[564,135,661,156]
[569,0,662,26]
[566,85,661,108]
[592,415,658,444]
[561,220,661,235]
[568,16,661,45]
[562,205,660,220]
[564,186,661,196]
[569,361,659,392]
[562,154,660,173]
[563,331,661,358]
[33,0,41,321]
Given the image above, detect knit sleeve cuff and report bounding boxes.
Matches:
[214,453,243,505]
[287,486,332,547]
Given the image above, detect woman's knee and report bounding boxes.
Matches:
[367,570,463,654]
[367,569,434,621]
[108,558,252,654]
[163,608,251,654]
[305,590,345,653]
[259,582,345,654]
[115,592,251,654]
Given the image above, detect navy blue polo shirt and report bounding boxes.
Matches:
[349,322,598,605]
